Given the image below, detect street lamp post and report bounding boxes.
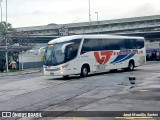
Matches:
[95,12,99,34]
[21,52,23,70]
[88,0,91,24]
[5,0,8,72]
[0,0,2,22]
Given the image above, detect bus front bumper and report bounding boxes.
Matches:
[43,68,67,76]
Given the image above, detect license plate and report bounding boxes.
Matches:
[50,72,54,75]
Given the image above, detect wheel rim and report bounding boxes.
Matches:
[129,63,134,70]
[83,67,88,76]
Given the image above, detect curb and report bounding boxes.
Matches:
[0,69,42,77]
[145,61,160,65]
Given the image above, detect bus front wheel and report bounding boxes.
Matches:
[81,65,89,77]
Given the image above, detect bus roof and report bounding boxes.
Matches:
[48,34,144,44]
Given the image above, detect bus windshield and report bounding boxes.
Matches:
[44,39,81,66]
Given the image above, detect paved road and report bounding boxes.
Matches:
[0,63,160,120]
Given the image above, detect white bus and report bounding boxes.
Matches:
[43,35,146,78]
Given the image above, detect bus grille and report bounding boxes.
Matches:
[45,68,60,71]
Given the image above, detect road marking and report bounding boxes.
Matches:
[53,117,89,120]
[132,89,150,92]
[115,117,154,119]
[138,89,150,92]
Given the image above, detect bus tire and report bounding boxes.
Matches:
[80,65,89,77]
[63,75,69,79]
[110,69,117,72]
[128,60,135,71]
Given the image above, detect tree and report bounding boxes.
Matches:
[0,21,35,71]
[0,22,9,71]
[0,21,35,46]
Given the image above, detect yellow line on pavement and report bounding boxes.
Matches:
[138,90,150,92]
[73,118,89,120]
[131,89,150,92]
[53,117,90,120]
[115,117,154,119]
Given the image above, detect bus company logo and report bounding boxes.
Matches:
[94,51,112,65]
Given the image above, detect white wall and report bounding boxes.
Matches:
[18,43,46,63]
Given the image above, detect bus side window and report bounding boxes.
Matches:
[65,43,80,61]
[132,40,137,49]
[65,45,74,61]
[114,39,120,50]
[125,39,133,49]
[136,39,144,49]
[125,39,138,49]
[81,39,93,54]
[119,39,126,50]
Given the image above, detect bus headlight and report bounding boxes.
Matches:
[59,64,69,70]
[60,66,64,70]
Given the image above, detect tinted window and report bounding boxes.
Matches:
[136,39,144,49]
[65,39,81,61]
[81,38,144,53]
[125,39,144,49]
[44,39,81,66]
[93,39,100,51]
[118,39,126,50]
[82,39,126,52]
[104,39,123,50]
[125,39,135,49]
[81,39,94,53]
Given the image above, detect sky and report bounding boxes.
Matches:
[1,0,160,28]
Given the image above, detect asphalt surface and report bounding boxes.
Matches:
[0,63,160,120]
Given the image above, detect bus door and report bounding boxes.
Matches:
[65,39,82,74]
[60,43,74,74]
[64,43,81,74]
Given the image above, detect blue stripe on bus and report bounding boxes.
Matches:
[115,54,135,63]
[111,50,136,64]
[111,50,131,63]
[111,54,127,63]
